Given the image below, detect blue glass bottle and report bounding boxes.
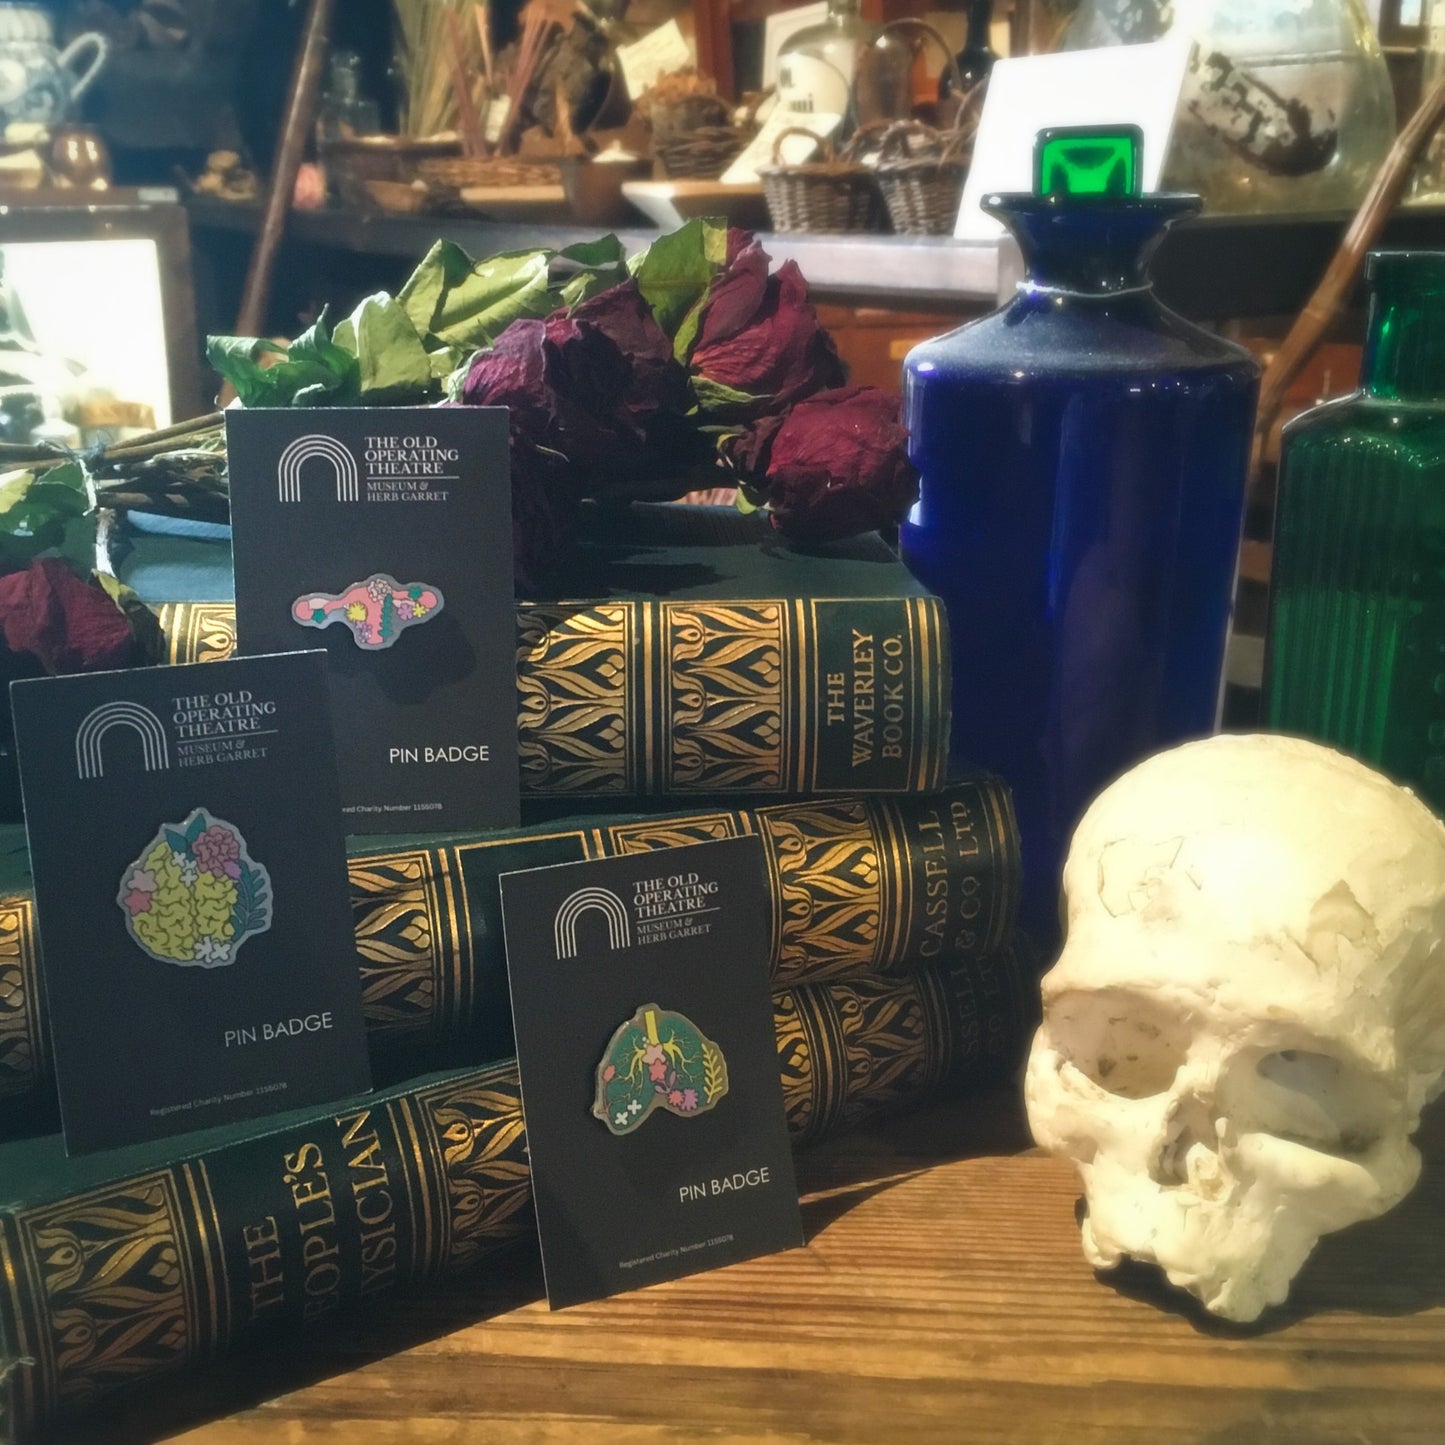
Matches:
[901,129,1260,932]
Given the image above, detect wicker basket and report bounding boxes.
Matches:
[873,118,976,236]
[758,125,888,234]
[651,92,760,181]
[655,124,751,180]
[319,134,459,209]
[417,156,563,194]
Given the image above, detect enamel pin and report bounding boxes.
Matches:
[292,573,444,650]
[118,808,272,968]
[593,1004,729,1136]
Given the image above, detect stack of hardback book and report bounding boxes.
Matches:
[0,505,1030,1439]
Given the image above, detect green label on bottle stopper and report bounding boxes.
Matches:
[1035,126,1142,199]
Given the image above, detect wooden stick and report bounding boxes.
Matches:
[475,2,494,86]
[445,7,486,158]
[234,0,335,340]
[500,15,555,154]
[1255,73,1445,440]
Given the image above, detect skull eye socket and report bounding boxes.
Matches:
[1241,1049,1395,1156]
[1048,989,1189,1100]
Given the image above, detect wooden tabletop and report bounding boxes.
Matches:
[67,1090,1445,1445]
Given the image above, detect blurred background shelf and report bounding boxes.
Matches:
[187,196,1445,323]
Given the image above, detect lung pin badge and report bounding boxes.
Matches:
[593,1004,728,1136]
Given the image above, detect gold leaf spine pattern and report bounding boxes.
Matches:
[757,799,892,985]
[602,814,747,855]
[0,896,39,1101]
[664,602,787,792]
[776,971,957,1147]
[155,603,238,666]
[772,989,814,1141]
[411,1071,533,1279]
[348,851,442,1039]
[516,604,632,795]
[910,595,949,794]
[13,1171,200,1419]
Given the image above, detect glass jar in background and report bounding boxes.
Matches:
[938,0,997,104]
[1063,0,1395,214]
[1265,251,1445,812]
[1410,0,1445,201]
[777,0,911,132]
[317,48,381,141]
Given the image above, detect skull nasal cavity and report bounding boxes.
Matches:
[1150,1094,1217,1187]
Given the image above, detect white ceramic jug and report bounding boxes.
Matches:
[0,3,107,128]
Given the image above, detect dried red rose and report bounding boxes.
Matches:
[462,281,686,464]
[690,242,845,420]
[567,281,687,432]
[462,281,701,584]
[725,386,917,544]
[0,558,138,674]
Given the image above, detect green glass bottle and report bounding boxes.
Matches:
[1265,250,1445,809]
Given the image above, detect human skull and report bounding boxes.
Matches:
[1025,734,1445,1323]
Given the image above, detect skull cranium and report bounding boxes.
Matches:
[1024,734,1445,1322]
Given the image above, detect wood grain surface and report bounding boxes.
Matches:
[60,1090,1445,1445]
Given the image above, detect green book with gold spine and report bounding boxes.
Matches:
[0,779,1018,1119]
[0,949,1031,1441]
[128,502,950,798]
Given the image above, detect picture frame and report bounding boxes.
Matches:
[0,190,203,447]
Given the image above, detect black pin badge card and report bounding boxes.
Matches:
[10,652,371,1154]
[226,406,519,834]
[499,837,803,1308]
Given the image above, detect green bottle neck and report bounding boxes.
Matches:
[1361,253,1445,403]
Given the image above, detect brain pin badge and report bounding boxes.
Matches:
[118,808,272,968]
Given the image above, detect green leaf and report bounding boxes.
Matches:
[205,334,289,407]
[0,463,92,571]
[556,235,629,309]
[629,218,728,357]
[560,235,626,270]
[349,293,435,402]
[288,307,359,400]
[25,478,90,519]
[164,829,189,855]
[95,571,165,665]
[427,249,556,352]
[0,468,35,516]
[206,332,352,409]
[690,375,759,414]
[560,267,616,310]
[398,239,561,355]
[0,462,86,525]
[183,812,208,844]
[397,239,475,336]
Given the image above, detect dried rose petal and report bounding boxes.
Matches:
[746,386,918,544]
[691,256,845,420]
[0,558,137,674]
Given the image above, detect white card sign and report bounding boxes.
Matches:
[955,37,1194,241]
[617,19,693,99]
